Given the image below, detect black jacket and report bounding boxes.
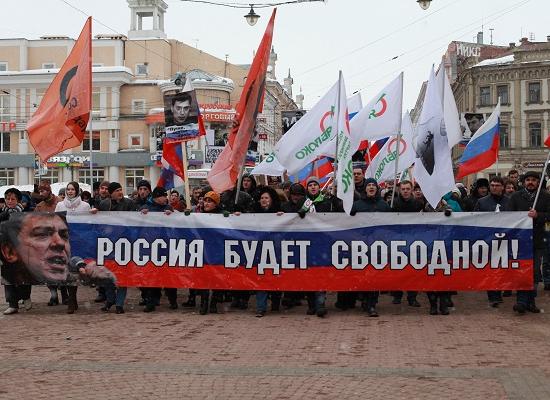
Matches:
[352,196,391,213]
[392,195,423,212]
[474,194,509,212]
[98,197,137,212]
[505,188,550,249]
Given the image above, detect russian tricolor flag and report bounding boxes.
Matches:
[157,140,185,189]
[456,101,501,180]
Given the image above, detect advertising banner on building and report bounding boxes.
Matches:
[67,212,533,291]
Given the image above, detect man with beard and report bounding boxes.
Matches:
[34,182,59,213]
[351,178,390,317]
[506,171,550,314]
[135,179,153,209]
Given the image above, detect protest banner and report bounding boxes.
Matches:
[67,212,533,291]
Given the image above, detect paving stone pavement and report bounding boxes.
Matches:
[1,286,550,399]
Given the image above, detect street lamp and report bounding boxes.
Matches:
[244,5,261,26]
[417,0,432,10]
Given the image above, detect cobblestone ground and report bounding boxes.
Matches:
[1,286,550,399]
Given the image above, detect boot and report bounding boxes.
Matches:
[199,291,209,315]
[47,286,59,306]
[66,287,78,314]
[209,297,218,314]
[182,296,196,308]
[306,294,316,315]
[59,286,69,305]
[427,293,438,315]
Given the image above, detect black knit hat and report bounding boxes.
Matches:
[152,187,167,198]
[108,182,122,194]
[137,179,152,191]
[289,183,306,196]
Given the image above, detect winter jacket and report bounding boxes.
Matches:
[474,193,509,212]
[352,195,391,213]
[505,188,550,249]
[55,197,91,213]
[97,197,137,212]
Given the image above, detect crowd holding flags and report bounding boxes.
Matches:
[22,14,517,212]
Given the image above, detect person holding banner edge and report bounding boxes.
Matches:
[505,171,550,314]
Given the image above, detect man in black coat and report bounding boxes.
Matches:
[474,176,510,307]
[351,178,390,317]
[505,171,550,314]
[391,180,423,307]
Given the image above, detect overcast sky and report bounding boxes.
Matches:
[0,0,547,110]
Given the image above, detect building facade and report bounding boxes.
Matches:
[0,0,298,193]
[451,36,550,179]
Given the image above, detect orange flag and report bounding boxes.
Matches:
[207,10,276,193]
[27,17,92,161]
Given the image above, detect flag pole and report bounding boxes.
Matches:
[88,118,93,187]
[390,73,405,209]
[532,150,550,209]
[495,96,501,176]
[332,71,343,196]
[181,141,192,210]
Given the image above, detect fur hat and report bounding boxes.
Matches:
[136,179,152,192]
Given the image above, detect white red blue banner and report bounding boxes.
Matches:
[67,212,533,291]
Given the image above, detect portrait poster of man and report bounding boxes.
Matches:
[163,89,201,144]
[460,112,486,140]
[0,212,115,286]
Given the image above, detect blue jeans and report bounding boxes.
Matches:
[255,291,281,313]
[306,291,326,311]
[105,283,127,307]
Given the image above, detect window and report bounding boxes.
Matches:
[0,168,15,186]
[132,99,146,114]
[0,94,10,122]
[0,62,7,71]
[529,122,542,147]
[528,82,541,103]
[83,131,101,151]
[79,168,105,186]
[497,85,509,104]
[500,124,509,149]
[0,132,10,152]
[125,168,145,194]
[479,86,491,106]
[135,63,148,76]
[42,62,56,69]
[128,133,143,148]
[34,168,60,185]
[92,91,101,118]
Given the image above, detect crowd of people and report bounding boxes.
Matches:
[1,166,548,318]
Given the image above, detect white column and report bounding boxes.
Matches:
[109,129,119,153]
[109,166,119,183]
[18,167,29,185]
[153,7,159,30]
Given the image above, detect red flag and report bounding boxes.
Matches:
[207,10,276,193]
[27,17,92,161]
[545,135,550,148]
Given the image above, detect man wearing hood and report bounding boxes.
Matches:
[464,178,489,211]
[34,182,59,213]
[351,178,390,317]
[506,171,550,314]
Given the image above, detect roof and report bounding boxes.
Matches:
[473,54,514,67]
[186,69,233,86]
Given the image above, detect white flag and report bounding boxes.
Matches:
[334,72,354,215]
[349,72,403,151]
[366,111,415,182]
[414,66,455,208]
[251,152,285,176]
[274,81,339,174]
[435,61,462,149]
